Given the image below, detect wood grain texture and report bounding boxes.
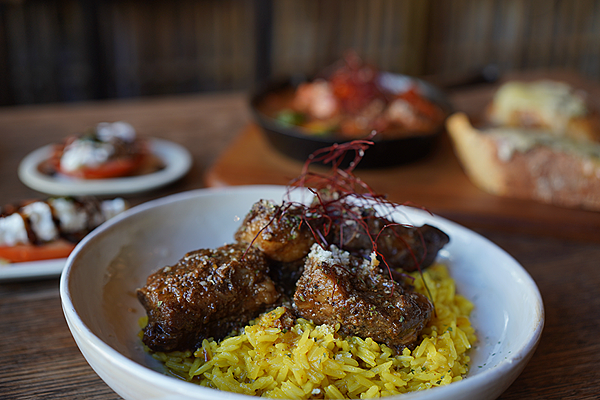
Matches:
[0,91,251,399]
[1,86,600,399]
[0,280,119,399]
[2,231,600,399]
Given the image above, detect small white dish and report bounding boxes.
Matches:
[18,138,192,196]
[60,185,544,400]
[0,258,66,282]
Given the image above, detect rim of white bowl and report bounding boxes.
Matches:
[60,185,545,400]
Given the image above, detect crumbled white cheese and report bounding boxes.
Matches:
[0,213,29,246]
[493,128,543,161]
[491,80,587,133]
[369,251,380,268]
[48,198,88,233]
[59,121,136,173]
[59,140,114,172]
[96,121,136,143]
[307,243,350,266]
[489,127,600,162]
[101,198,128,221]
[21,202,58,242]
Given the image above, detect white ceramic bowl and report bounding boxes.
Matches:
[60,185,544,400]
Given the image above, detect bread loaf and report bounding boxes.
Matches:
[446,112,600,210]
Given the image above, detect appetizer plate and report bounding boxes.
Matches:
[0,258,66,282]
[60,185,544,400]
[18,138,192,196]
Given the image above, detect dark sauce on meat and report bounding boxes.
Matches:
[137,196,449,354]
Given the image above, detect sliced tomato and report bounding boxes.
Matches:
[0,240,76,263]
[58,155,145,180]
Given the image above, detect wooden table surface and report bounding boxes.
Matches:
[2,77,600,399]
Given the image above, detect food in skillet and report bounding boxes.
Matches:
[447,79,600,210]
[137,142,475,398]
[38,121,164,179]
[269,52,448,140]
[0,196,127,263]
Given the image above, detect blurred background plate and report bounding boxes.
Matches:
[18,138,192,196]
[0,258,66,282]
[250,73,453,169]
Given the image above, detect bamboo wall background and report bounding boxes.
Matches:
[269,0,431,77]
[1,0,599,106]
[427,0,600,79]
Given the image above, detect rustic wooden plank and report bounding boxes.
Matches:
[0,279,121,399]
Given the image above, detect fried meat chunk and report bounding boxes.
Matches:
[234,199,315,263]
[293,244,433,351]
[137,243,283,352]
[327,208,449,272]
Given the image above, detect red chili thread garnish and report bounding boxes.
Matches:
[245,135,436,307]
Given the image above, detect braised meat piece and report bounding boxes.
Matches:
[235,198,448,273]
[137,243,283,352]
[234,199,315,263]
[293,244,433,351]
[326,208,449,272]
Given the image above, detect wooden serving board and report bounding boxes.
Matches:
[206,71,600,243]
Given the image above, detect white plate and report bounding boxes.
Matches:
[18,138,192,196]
[0,258,66,282]
[61,185,544,400]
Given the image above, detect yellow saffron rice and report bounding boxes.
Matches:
[145,263,476,398]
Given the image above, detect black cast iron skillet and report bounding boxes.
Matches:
[249,72,454,169]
